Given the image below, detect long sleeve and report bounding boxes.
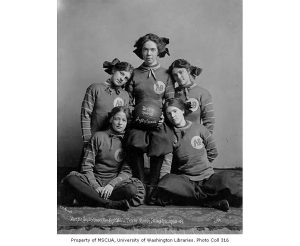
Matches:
[108,161,132,187]
[159,153,173,179]
[81,85,96,144]
[80,136,101,190]
[200,90,215,134]
[164,76,175,100]
[126,79,135,107]
[203,130,218,163]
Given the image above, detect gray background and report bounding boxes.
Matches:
[58,0,242,168]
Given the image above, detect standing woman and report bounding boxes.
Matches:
[62,106,145,211]
[169,59,215,133]
[125,33,175,202]
[154,98,242,211]
[81,58,134,147]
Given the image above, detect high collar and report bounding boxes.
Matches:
[139,62,161,71]
[172,120,192,140]
[176,81,196,100]
[174,120,192,133]
[104,79,121,95]
[138,63,161,81]
[106,128,125,139]
[106,128,124,151]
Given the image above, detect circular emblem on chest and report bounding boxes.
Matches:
[153,81,166,95]
[113,97,125,107]
[114,148,124,162]
[186,98,199,112]
[191,136,204,149]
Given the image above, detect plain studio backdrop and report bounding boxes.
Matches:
[58,0,242,169]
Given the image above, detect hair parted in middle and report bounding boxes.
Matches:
[108,106,132,128]
[133,33,170,59]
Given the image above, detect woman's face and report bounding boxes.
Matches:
[142,40,158,66]
[111,111,127,133]
[165,106,185,127]
[171,67,192,87]
[111,70,131,87]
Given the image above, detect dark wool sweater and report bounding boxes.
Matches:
[80,129,132,190]
[171,121,218,181]
[175,83,215,134]
[80,81,130,144]
[127,63,175,107]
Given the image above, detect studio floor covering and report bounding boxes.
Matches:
[57,169,242,234]
[57,205,242,234]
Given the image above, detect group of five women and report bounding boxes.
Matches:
[61,33,242,212]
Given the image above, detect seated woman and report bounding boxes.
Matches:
[154,98,242,212]
[61,106,145,211]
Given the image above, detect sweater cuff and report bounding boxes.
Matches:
[91,183,101,190]
[108,177,123,187]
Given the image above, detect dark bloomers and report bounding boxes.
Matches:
[133,33,170,59]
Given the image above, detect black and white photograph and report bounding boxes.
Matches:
[2,0,300,245]
[57,0,243,234]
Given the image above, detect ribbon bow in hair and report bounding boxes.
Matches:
[133,34,170,59]
[190,66,202,79]
[103,58,120,74]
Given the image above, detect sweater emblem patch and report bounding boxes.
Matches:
[191,136,204,149]
[114,148,124,162]
[186,98,199,112]
[153,81,165,94]
[113,97,125,107]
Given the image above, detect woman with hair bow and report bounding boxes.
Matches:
[80,58,134,147]
[125,33,175,203]
[169,59,215,134]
